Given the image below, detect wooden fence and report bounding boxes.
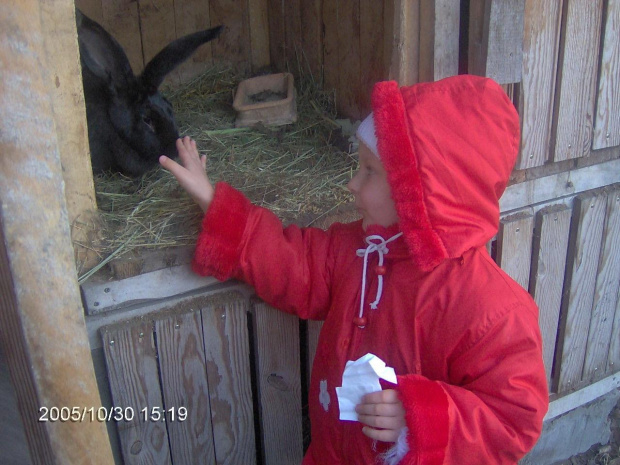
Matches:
[99,181,620,465]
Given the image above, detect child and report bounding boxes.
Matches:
[160,75,548,464]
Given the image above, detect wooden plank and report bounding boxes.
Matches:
[101,321,172,464]
[155,310,216,465]
[389,0,419,85]
[516,0,563,170]
[583,187,620,382]
[300,0,323,82]
[322,0,339,92]
[593,0,620,149]
[74,0,104,24]
[252,301,304,465]
[551,0,604,162]
[608,281,620,373]
[201,292,256,464]
[267,0,286,71]
[556,193,607,393]
[337,0,362,119]
[102,0,143,74]
[496,210,534,290]
[307,320,324,388]
[0,0,114,460]
[359,0,385,116]
[283,0,303,70]
[139,0,176,68]
[529,205,572,385]
[420,0,460,82]
[248,0,270,72]
[172,0,216,84]
[210,0,251,71]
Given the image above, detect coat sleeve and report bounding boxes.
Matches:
[192,182,334,320]
[395,302,548,465]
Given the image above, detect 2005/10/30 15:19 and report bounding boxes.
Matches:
[38,406,188,423]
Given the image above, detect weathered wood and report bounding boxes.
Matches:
[210,0,251,71]
[516,0,563,169]
[497,210,534,290]
[283,0,303,70]
[267,0,286,72]
[337,0,362,119]
[359,0,385,115]
[307,320,324,383]
[322,0,339,92]
[102,321,172,464]
[248,0,270,72]
[529,205,572,385]
[155,310,216,464]
[583,187,620,382]
[389,0,420,85]
[140,0,176,68]
[420,0,460,82]
[103,0,143,74]
[0,1,114,461]
[593,0,620,150]
[556,193,607,393]
[551,0,604,162]
[608,282,620,374]
[201,293,256,464]
[300,0,323,82]
[252,301,304,465]
[75,0,103,23]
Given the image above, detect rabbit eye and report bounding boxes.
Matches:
[142,114,155,132]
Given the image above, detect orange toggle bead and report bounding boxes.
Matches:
[375,265,387,275]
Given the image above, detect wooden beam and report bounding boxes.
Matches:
[469,0,525,84]
[39,0,100,274]
[389,0,420,85]
[420,0,460,82]
[0,1,114,462]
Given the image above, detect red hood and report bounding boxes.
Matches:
[372,75,520,271]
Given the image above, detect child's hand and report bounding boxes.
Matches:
[355,389,406,443]
[159,136,214,213]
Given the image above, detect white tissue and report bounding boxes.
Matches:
[336,353,397,421]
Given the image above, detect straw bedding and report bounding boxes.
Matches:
[78,66,357,282]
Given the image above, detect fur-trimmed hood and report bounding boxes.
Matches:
[372,75,520,271]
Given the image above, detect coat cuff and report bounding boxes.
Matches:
[191,182,252,280]
[396,375,449,465]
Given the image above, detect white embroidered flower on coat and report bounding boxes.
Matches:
[319,379,330,412]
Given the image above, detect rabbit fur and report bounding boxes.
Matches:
[76,9,222,177]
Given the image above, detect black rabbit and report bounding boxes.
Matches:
[76,9,222,176]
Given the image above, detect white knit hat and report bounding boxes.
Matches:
[356,113,379,158]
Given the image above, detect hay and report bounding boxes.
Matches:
[81,66,357,281]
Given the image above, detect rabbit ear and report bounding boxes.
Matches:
[139,26,223,93]
[76,9,136,91]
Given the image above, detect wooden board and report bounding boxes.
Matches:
[556,192,607,393]
[300,0,323,82]
[529,205,572,385]
[155,311,216,464]
[593,0,620,150]
[516,0,563,169]
[608,279,620,374]
[497,210,534,291]
[248,0,270,72]
[139,0,177,67]
[267,0,286,71]
[252,301,304,465]
[102,0,143,74]
[337,0,362,119]
[582,187,620,383]
[101,321,172,464]
[210,0,251,70]
[359,0,385,115]
[306,320,324,388]
[283,0,303,70]
[551,0,604,162]
[388,0,419,85]
[201,293,256,464]
[420,0,460,82]
[322,1,339,92]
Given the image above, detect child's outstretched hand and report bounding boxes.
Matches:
[355,389,406,443]
[159,136,214,213]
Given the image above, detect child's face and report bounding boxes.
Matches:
[347,142,399,229]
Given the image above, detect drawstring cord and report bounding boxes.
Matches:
[355,232,403,327]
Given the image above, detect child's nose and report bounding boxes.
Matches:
[347,175,357,194]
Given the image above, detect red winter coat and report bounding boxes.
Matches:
[192,76,548,464]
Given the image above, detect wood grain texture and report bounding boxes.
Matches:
[337,0,362,119]
[248,0,270,71]
[300,0,323,82]
[497,210,535,291]
[551,0,604,162]
[201,293,256,465]
[155,311,216,464]
[102,0,143,74]
[210,0,251,71]
[516,0,563,169]
[102,322,172,464]
[389,0,419,85]
[359,0,385,116]
[529,205,572,385]
[593,0,620,149]
[556,193,607,393]
[306,320,324,388]
[583,187,620,382]
[252,301,304,465]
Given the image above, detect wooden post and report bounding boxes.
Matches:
[389,0,420,85]
[419,0,460,82]
[0,2,114,464]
